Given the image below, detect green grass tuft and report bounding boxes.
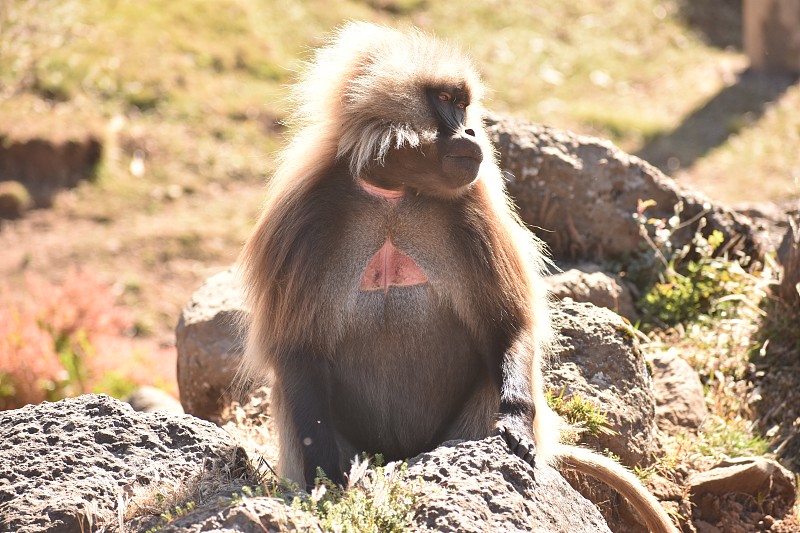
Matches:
[288,457,418,533]
[546,387,615,444]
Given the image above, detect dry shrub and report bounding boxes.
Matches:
[0,270,175,410]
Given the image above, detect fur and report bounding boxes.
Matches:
[237,22,676,533]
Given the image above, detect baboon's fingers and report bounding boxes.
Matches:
[498,425,536,468]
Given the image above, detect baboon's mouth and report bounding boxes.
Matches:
[446,154,481,162]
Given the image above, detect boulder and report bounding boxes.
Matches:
[547,299,656,467]
[0,394,253,533]
[546,264,639,322]
[649,349,708,429]
[176,268,248,422]
[125,385,184,414]
[487,116,763,266]
[687,457,797,529]
[407,437,611,532]
[0,394,613,532]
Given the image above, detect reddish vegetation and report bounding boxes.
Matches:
[0,270,175,410]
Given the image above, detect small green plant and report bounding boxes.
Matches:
[141,493,199,532]
[158,499,196,522]
[288,456,418,533]
[693,418,770,458]
[633,199,752,329]
[546,387,615,444]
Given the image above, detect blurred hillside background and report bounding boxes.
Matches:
[0,0,798,405]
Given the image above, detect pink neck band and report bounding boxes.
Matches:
[358,178,404,203]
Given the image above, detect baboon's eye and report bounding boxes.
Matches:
[438,91,453,102]
[455,100,467,110]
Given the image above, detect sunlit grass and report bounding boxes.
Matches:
[678,82,800,204]
[3,0,796,205]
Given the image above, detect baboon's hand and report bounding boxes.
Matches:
[497,424,536,468]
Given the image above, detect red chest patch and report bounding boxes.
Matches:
[359,239,428,293]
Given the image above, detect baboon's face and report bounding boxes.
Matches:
[365,86,483,199]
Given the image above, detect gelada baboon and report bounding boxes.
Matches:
[238,22,676,533]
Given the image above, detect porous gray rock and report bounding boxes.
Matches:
[0,394,253,533]
[407,437,612,532]
[546,264,639,322]
[487,116,762,266]
[128,492,320,532]
[176,268,248,422]
[547,299,656,467]
[134,437,613,532]
[649,350,708,429]
[0,393,616,532]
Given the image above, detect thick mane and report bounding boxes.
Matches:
[238,20,547,373]
[472,168,552,348]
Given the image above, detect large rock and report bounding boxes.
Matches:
[687,457,797,529]
[135,438,612,532]
[487,116,762,265]
[176,268,247,422]
[407,437,611,532]
[547,299,656,467]
[0,394,253,533]
[0,394,613,531]
[546,264,639,322]
[649,349,708,430]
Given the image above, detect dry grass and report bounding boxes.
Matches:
[220,387,279,471]
[678,81,800,204]
[120,446,258,532]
